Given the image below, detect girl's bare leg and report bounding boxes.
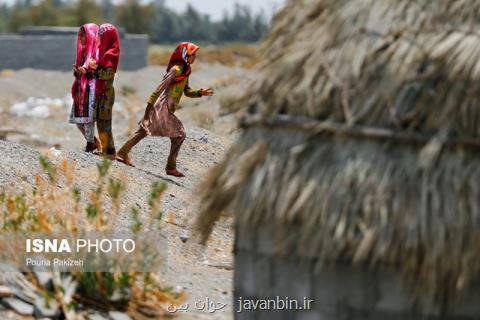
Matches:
[116,126,148,166]
[166,135,186,170]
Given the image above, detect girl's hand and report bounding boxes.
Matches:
[77,67,87,75]
[88,59,98,70]
[200,88,214,96]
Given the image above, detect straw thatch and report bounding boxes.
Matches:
[196,0,480,306]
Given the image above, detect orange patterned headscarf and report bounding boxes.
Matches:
[167,42,200,83]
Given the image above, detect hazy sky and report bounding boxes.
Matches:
[0,0,287,21]
[164,0,285,21]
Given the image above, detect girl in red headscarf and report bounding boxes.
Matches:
[116,42,213,177]
[69,23,100,152]
[88,23,120,159]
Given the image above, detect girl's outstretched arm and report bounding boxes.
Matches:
[184,79,214,98]
[184,79,202,98]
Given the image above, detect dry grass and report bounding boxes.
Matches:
[211,74,253,116]
[0,156,182,318]
[148,46,172,66]
[0,69,16,77]
[0,97,11,117]
[217,86,245,116]
[187,107,215,130]
[148,43,261,68]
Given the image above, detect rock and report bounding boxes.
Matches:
[0,263,21,273]
[88,313,110,320]
[60,275,77,305]
[33,296,60,318]
[205,262,233,271]
[199,135,209,143]
[0,286,15,298]
[3,297,34,315]
[171,286,184,296]
[48,146,62,158]
[0,277,37,304]
[180,235,189,243]
[108,311,132,320]
[33,271,53,288]
[109,289,129,302]
[10,97,52,118]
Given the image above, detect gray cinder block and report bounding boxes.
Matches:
[0,33,148,71]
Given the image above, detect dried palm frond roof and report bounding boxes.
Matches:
[196,0,480,306]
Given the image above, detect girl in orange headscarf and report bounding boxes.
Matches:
[117,42,213,177]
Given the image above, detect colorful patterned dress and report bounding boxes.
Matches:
[69,23,99,146]
[95,66,116,155]
[94,23,120,156]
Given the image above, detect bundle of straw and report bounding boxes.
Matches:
[197,0,480,305]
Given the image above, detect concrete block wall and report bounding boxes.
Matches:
[234,224,480,320]
[0,34,148,71]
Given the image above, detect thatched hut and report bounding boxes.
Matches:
[197,0,480,318]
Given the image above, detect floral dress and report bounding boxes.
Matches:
[94,66,116,154]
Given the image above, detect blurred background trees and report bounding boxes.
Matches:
[2,0,269,43]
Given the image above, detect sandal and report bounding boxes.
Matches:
[85,142,97,153]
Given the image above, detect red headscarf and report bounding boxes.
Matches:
[95,24,121,100]
[167,42,199,83]
[98,23,121,72]
[71,23,99,114]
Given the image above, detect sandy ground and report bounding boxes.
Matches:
[0,64,249,319]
